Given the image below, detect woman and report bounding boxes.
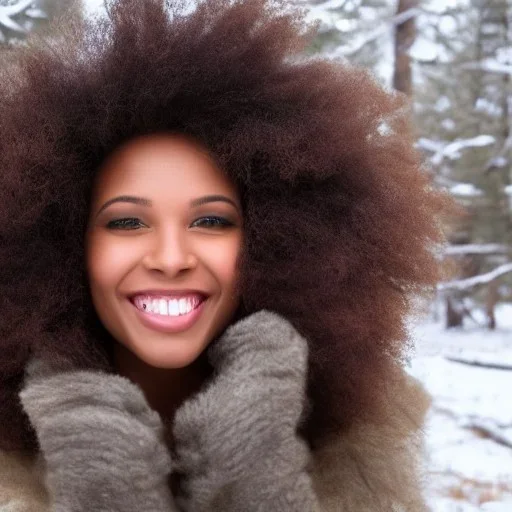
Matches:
[0,0,449,510]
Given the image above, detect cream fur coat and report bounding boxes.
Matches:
[0,312,431,511]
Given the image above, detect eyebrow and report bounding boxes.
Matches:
[95,194,240,218]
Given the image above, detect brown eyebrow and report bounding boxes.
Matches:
[95,194,240,218]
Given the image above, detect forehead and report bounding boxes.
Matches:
[91,134,236,204]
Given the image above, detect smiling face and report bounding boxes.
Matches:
[85,134,243,369]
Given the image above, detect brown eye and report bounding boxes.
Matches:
[106,218,145,230]
[191,216,234,228]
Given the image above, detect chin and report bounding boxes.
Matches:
[135,344,206,369]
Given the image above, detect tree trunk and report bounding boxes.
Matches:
[393,0,418,96]
[445,295,464,328]
[445,354,512,371]
[485,279,499,329]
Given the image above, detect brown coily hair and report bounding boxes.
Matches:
[0,0,450,451]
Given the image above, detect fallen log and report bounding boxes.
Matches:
[445,354,512,371]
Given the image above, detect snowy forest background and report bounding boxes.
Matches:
[1,0,511,510]
[303,0,512,332]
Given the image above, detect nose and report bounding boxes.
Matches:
[142,225,197,276]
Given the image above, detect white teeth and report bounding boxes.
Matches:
[133,295,200,316]
[158,299,168,315]
[168,299,180,316]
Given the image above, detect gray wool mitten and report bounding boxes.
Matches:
[19,361,177,512]
[172,309,320,512]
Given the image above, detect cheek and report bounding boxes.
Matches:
[202,237,241,290]
[86,235,133,297]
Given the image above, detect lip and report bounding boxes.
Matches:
[129,296,207,334]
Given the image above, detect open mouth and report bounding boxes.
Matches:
[130,295,206,317]
[129,295,208,334]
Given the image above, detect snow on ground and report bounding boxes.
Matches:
[407,304,512,511]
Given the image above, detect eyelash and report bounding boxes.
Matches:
[106,216,234,230]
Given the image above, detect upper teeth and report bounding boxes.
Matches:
[133,296,201,316]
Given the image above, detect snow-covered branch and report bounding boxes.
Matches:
[438,263,512,291]
[417,135,496,167]
[315,6,422,59]
[460,58,512,76]
[446,354,512,372]
[392,7,422,27]
[0,0,34,35]
[485,134,512,172]
[327,25,385,58]
[445,244,509,256]
[448,182,484,197]
[459,417,512,448]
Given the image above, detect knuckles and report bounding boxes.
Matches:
[172,311,310,461]
[20,368,159,431]
[207,309,310,376]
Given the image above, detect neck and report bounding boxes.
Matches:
[113,343,212,424]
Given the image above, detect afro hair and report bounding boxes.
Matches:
[0,0,450,451]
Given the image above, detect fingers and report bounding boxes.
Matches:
[19,367,176,512]
[207,310,309,377]
[20,370,160,433]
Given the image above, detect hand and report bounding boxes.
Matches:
[19,359,177,512]
[172,310,319,511]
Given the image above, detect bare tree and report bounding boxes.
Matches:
[393,0,418,96]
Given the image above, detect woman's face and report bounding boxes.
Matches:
[85,134,243,369]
